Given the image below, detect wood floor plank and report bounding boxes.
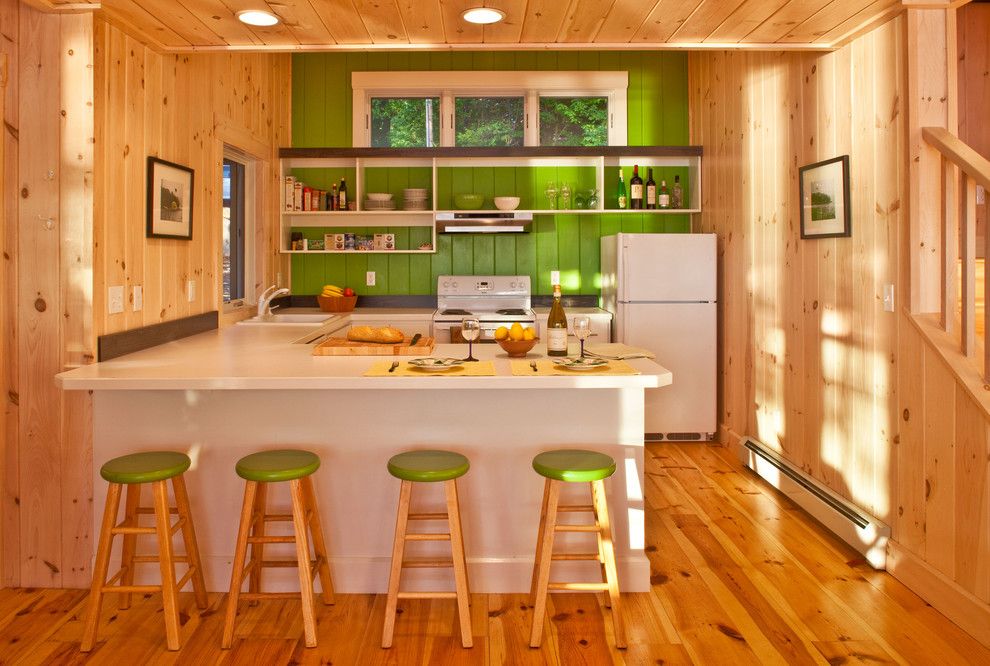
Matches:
[2,443,989,664]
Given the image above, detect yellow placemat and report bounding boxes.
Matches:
[365,360,496,377]
[510,360,641,376]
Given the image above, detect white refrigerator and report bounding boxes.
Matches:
[601,233,717,440]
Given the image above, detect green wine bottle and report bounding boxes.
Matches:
[617,170,627,210]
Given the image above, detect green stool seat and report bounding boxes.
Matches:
[387,450,469,482]
[532,449,616,483]
[100,451,191,484]
[235,449,321,482]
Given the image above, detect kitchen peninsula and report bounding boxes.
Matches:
[57,322,671,594]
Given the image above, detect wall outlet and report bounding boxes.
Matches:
[883,284,895,312]
[978,185,986,205]
[132,285,143,312]
[108,286,124,314]
[187,279,196,302]
[550,270,560,286]
[366,271,376,287]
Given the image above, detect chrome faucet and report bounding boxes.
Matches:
[257,285,290,320]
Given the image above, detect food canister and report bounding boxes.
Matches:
[344,233,356,250]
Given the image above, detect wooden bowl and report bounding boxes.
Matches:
[497,337,538,357]
[317,294,357,312]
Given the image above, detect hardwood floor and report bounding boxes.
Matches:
[1,443,988,664]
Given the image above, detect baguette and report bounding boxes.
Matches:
[346,325,405,344]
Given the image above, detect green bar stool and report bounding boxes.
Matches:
[222,449,335,649]
[81,451,208,652]
[529,449,625,649]
[382,450,472,649]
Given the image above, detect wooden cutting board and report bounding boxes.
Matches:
[312,336,435,356]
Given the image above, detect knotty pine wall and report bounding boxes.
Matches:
[93,20,291,336]
[691,14,990,644]
[958,2,989,249]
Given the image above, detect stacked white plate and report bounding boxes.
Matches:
[403,188,430,211]
[364,199,396,211]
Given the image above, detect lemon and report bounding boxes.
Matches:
[523,327,536,341]
[509,324,524,341]
[494,326,509,341]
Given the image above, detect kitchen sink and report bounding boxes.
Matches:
[240,313,336,325]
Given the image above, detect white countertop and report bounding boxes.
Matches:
[57,320,670,391]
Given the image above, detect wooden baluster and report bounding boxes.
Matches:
[961,172,976,357]
[942,157,957,333]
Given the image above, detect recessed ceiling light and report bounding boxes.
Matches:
[237,10,280,27]
[462,7,505,25]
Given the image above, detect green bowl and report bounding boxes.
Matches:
[454,193,485,210]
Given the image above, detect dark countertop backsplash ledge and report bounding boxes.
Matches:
[283,294,601,309]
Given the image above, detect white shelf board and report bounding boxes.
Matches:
[434,208,701,215]
[282,249,435,255]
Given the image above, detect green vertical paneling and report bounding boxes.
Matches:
[290,50,691,295]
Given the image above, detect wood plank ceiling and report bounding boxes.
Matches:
[41,0,903,51]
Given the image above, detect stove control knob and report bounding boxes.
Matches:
[442,281,450,289]
[510,281,517,289]
[452,281,458,288]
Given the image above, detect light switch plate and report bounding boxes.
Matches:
[550,270,560,286]
[366,271,376,287]
[108,286,124,314]
[883,284,895,312]
[187,279,196,302]
[132,285,142,312]
[978,185,986,205]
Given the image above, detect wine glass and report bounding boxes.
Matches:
[559,182,572,210]
[573,316,591,358]
[544,181,558,210]
[461,317,480,362]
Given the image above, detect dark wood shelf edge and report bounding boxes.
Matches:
[280,145,703,159]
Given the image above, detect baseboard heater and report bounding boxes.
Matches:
[739,437,890,570]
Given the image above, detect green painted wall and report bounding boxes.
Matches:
[290,51,690,296]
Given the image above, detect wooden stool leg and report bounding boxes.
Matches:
[290,479,318,648]
[592,479,625,649]
[382,479,412,649]
[529,480,560,648]
[222,480,257,649]
[592,484,611,610]
[445,479,473,649]
[118,484,142,610]
[172,474,208,610]
[302,475,335,605]
[248,481,268,605]
[80,482,122,652]
[528,478,551,605]
[153,480,181,651]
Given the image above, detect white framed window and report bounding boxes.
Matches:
[221,145,256,311]
[352,71,628,148]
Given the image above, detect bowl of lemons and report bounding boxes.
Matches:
[495,322,538,357]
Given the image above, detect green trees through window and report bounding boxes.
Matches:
[371,97,440,147]
[455,97,524,147]
[539,97,608,146]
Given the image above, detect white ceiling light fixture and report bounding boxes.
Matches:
[237,9,280,27]
[461,7,505,25]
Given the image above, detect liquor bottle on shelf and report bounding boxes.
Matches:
[338,178,348,211]
[658,180,671,209]
[630,165,643,209]
[331,184,338,211]
[617,169,627,210]
[646,168,657,209]
[672,175,683,209]
[546,283,568,357]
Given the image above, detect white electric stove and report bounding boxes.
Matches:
[432,275,537,342]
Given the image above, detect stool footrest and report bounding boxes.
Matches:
[401,559,454,568]
[262,514,294,522]
[407,512,449,521]
[259,559,299,568]
[551,553,602,561]
[239,592,300,601]
[310,556,323,582]
[136,507,178,515]
[396,591,458,600]
[176,567,196,590]
[169,518,186,535]
[557,505,596,513]
[112,526,156,535]
[131,555,190,564]
[247,535,295,544]
[405,533,451,541]
[554,524,600,533]
[105,584,160,594]
[547,582,610,591]
[105,568,126,587]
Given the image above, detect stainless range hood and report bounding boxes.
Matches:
[435,211,533,233]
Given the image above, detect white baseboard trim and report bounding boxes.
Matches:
[102,554,652,594]
[887,541,990,648]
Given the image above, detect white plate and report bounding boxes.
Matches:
[551,357,609,371]
[408,357,465,371]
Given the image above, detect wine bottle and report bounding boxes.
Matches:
[658,180,671,209]
[338,178,348,211]
[646,168,657,209]
[331,184,338,211]
[617,170,627,210]
[672,175,683,209]
[546,283,568,357]
[630,165,643,209]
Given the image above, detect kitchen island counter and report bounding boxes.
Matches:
[57,322,669,595]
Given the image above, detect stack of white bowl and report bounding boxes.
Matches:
[364,192,395,210]
[403,188,430,211]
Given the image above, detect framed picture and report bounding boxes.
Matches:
[147,156,194,240]
[799,155,850,239]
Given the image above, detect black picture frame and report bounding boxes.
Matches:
[146,156,194,240]
[799,155,851,239]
